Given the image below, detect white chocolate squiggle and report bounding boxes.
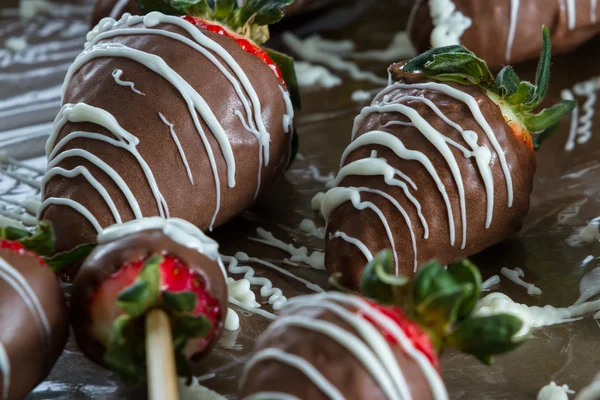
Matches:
[111,69,145,95]
[429,0,472,48]
[0,340,10,400]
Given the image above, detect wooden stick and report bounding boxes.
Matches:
[146,308,179,400]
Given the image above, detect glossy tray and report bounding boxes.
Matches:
[1,0,599,399]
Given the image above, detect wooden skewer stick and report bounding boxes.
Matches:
[146,308,179,400]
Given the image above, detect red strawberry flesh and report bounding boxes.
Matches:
[182,16,286,87]
[88,253,222,352]
[360,299,440,372]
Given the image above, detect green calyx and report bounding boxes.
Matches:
[0,220,95,272]
[105,253,212,384]
[402,26,575,150]
[358,250,526,364]
[135,0,301,109]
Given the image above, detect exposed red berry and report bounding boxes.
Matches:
[183,16,286,87]
[360,300,440,372]
[0,239,46,266]
[89,254,221,352]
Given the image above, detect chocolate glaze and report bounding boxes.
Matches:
[42,17,291,254]
[240,296,435,399]
[70,228,228,368]
[90,0,329,28]
[0,249,68,400]
[410,0,600,69]
[325,65,536,290]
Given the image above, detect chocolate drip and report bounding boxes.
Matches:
[70,228,228,367]
[324,65,535,290]
[410,0,600,69]
[0,249,68,400]
[42,15,292,254]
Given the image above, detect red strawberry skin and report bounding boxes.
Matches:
[362,300,440,371]
[71,228,228,368]
[0,239,46,266]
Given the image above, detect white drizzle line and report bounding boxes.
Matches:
[0,341,9,400]
[158,112,193,184]
[329,231,373,262]
[281,32,387,85]
[481,275,500,292]
[111,69,145,95]
[576,373,600,400]
[234,252,324,293]
[575,267,600,305]
[47,103,168,218]
[108,0,130,19]
[334,157,429,238]
[299,218,326,239]
[250,228,325,270]
[307,165,336,188]
[429,0,472,48]
[242,349,345,400]
[321,187,408,274]
[39,198,103,233]
[42,166,122,223]
[592,0,598,23]
[505,0,520,62]
[0,256,51,347]
[566,0,577,30]
[340,130,455,246]
[223,255,287,311]
[500,267,542,296]
[561,77,600,151]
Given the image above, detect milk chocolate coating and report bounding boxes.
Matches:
[410,0,600,69]
[70,228,228,367]
[0,249,69,400]
[90,0,328,28]
[42,18,290,254]
[240,299,434,399]
[325,65,536,290]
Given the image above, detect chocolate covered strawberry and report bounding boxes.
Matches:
[0,222,83,400]
[409,0,600,69]
[323,27,574,290]
[42,0,300,258]
[71,217,228,383]
[240,251,525,400]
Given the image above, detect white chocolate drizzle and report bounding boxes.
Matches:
[328,231,373,262]
[111,69,145,95]
[108,0,130,19]
[561,77,600,152]
[537,381,574,400]
[0,256,51,348]
[299,218,326,239]
[566,0,577,30]
[429,0,472,48]
[98,217,225,276]
[576,373,600,400]
[250,228,325,270]
[46,12,291,231]
[0,341,9,400]
[243,392,300,400]
[505,0,520,62]
[242,292,447,400]
[158,112,193,184]
[481,275,500,292]
[500,267,542,296]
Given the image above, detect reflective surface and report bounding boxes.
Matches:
[0,0,599,399]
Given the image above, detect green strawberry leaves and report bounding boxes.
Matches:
[402,45,493,87]
[105,253,213,383]
[403,26,574,151]
[448,314,526,364]
[353,250,526,364]
[234,0,293,27]
[0,220,94,271]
